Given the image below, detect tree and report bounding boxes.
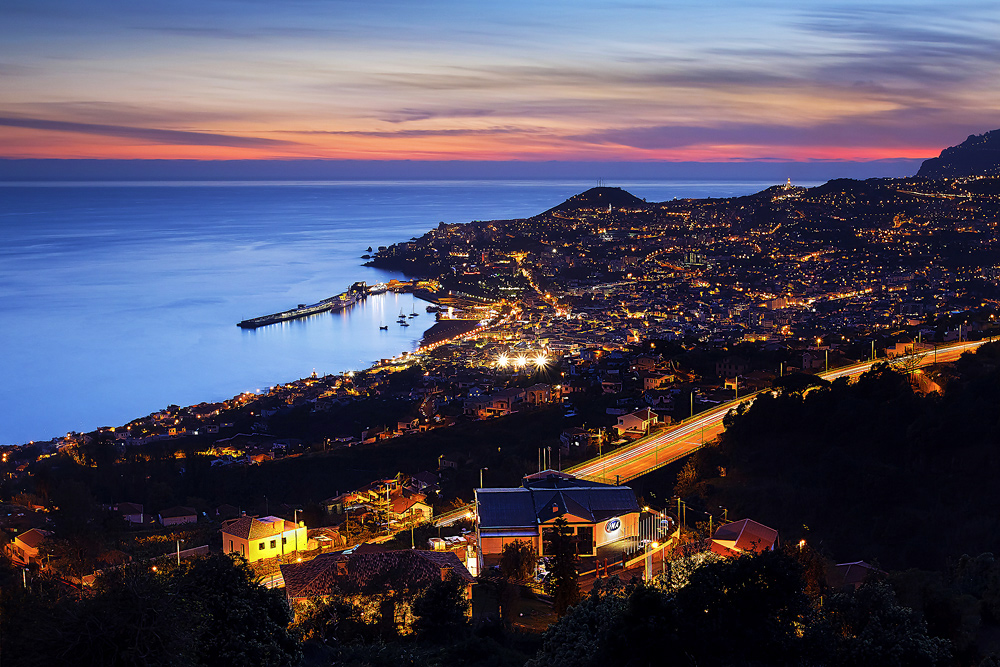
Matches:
[545,517,580,616]
[499,540,535,581]
[411,572,471,643]
[806,580,951,667]
[168,554,301,667]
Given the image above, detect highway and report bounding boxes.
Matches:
[567,339,991,484]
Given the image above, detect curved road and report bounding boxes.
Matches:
[567,339,991,484]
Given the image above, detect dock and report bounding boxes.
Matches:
[238,293,357,329]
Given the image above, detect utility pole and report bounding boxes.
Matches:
[825,349,829,373]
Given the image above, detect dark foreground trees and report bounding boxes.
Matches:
[529,550,951,667]
[0,554,300,667]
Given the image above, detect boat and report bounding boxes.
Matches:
[379,324,388,330]
[400,321,410,327]
[409,306,419,318]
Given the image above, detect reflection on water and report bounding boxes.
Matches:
[0,180,786,444]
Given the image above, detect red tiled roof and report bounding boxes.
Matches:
[220,515,296,540]
[711,518,778,556]
[16,528,51,549]
[281,549,473,599]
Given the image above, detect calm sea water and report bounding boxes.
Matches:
[0,180,803,445]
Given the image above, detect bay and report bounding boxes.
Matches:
[0,179,807,445]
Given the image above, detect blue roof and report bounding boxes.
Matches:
[477,474,639,529]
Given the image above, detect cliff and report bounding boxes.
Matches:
[916,129,1000,178]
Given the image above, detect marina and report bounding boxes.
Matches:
[236,282,391,329]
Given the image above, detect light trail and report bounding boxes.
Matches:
[568,338,991,483]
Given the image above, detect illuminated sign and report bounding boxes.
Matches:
[605,518,621,533]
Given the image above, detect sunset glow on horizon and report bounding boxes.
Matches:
[3,0,1000,163]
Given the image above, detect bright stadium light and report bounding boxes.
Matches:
[533,354,548,368]
[497,353,509,368]
[515,355,528,369]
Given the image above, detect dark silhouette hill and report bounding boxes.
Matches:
[544,186,647,214]
[917,129,1000,178]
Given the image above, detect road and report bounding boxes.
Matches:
[567,339,990,484]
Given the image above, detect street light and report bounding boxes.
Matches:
[480,467,488,488]
[176,538,184,566]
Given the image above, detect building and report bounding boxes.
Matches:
[389,493,433,524]
[831,561,883,591]
[6,528,52,566]
[158,506,197,526]
[709,518,778,557]
[475,471,641,560]
[220,515,307,562]
[114,502,144,525]
[615,408,660,437]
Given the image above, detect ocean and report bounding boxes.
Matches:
[0,180,806,445]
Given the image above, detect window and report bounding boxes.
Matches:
[259,542,265,551]
[270,539,276,549]
[282,537,287,545]
[576,527,594,554]
[229,540,233,553]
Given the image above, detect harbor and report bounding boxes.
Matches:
[237,282,387,329]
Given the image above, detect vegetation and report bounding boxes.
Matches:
[529,549,950,667]
[1,554,299,667]
[544,517,580,617]
[679,347,1000,571]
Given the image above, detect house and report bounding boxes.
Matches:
[389,493,433,524]
[524,383,552,405]
[410,471,440,494]
[559,427,590,452]
[476,471,641,559]
[831,561,883,591]
[220,515,307,562]
[158,506,197,526]
[642,373,672,391]
[7,528,52,566]
[114,502,144,525]
[709,518,778,557]
[615,408,659,437]
[716,357,749,378]
[280,549,474,626]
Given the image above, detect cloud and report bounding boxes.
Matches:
[290,126,530,138]
[0,116,299,147]
[574,111,992,151]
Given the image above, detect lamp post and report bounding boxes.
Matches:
[479,467,488,489]
[176,538,184,566]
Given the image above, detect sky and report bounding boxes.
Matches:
[2,0,1000,164]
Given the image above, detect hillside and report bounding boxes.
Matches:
[917,129,1000,178]
[543,186,647,214]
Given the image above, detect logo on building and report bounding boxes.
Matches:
[605,518,621,533]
